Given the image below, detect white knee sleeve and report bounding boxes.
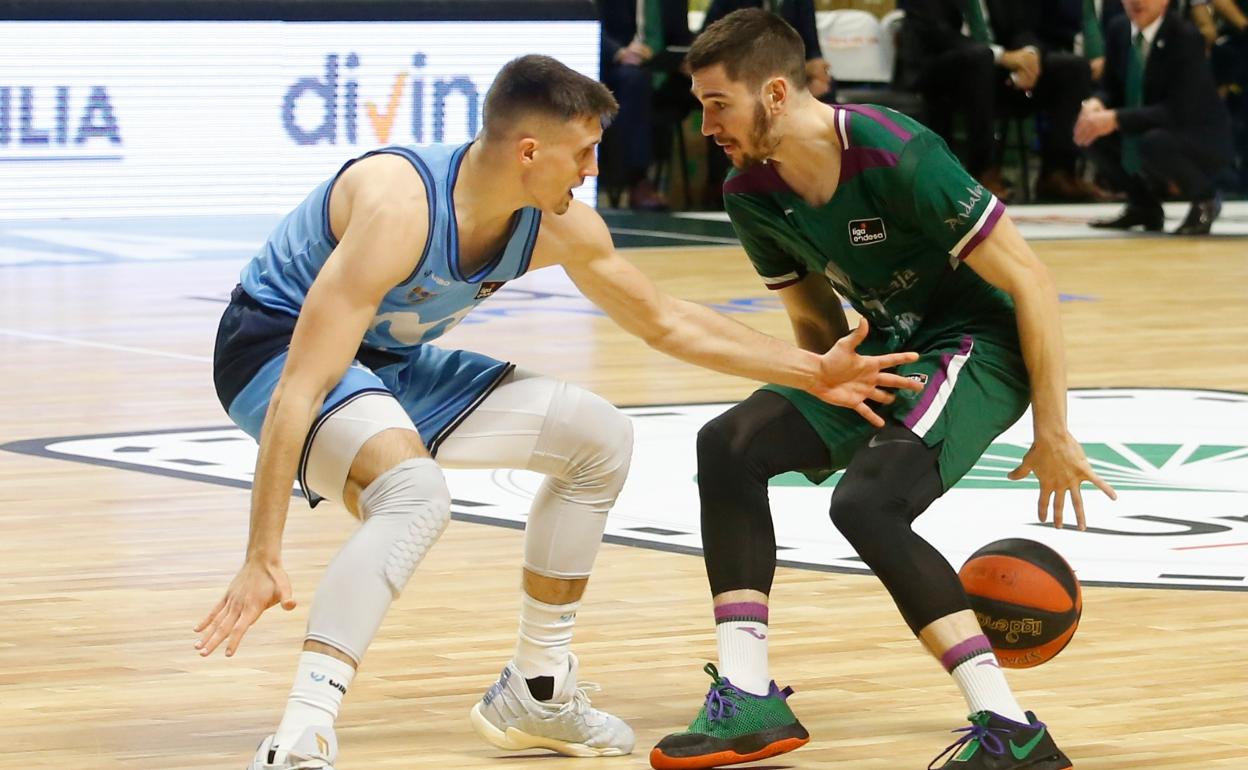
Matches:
[523,382,633,579]
[305,458,451,663]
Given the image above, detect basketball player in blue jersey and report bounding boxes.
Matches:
[648,12,1117,770]
[194,55,921,770]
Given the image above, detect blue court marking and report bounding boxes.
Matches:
[0,155,125,162]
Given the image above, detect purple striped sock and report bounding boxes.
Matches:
[714,602,768,625]
[940,635,995,673]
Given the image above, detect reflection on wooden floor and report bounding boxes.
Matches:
[1,231,1246,770]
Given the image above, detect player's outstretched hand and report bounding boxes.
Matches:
[194,558,296,658]
[1008,431,1118,530]
[811,317,922,427]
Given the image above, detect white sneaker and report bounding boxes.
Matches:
[469,653,634,757]
[248,727,337,770]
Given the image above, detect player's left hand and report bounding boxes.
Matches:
[811,317,922,428]
[1008,432,1117,530]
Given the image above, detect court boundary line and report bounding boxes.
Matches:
[0,328,213,363]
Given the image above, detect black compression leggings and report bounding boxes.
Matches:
[696,390,971,635]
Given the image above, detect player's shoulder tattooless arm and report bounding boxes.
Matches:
[532,200,612,272]
[335,179,431,298]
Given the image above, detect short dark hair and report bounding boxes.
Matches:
[482,55,619,141]
[687,8,807,89]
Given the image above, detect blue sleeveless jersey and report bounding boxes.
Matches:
[221,143,543,498]
[240,142,542,352]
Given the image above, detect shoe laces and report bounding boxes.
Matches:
[926,713,1011,770]
[555,681,603,717]
[701,663,743,724]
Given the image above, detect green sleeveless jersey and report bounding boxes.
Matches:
[723,104,1015,353]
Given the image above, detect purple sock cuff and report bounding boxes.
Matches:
[940,635,994,672]
[714,602,769,624]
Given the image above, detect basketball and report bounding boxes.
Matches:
[958,538,1082,669]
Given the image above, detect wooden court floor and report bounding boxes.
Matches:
[1,232,1246,769]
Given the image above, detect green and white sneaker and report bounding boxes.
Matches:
[650,663,809,770]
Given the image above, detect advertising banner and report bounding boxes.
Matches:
[0,21,600,217]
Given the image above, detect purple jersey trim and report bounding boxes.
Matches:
[840,147,901,184]
[953,198,1006,264]
[723,162,792,195]
[903,335,974,433]
[764,275,804,290]
[840,104,913,142]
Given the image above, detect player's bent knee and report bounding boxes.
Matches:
[304,392,423,510]
[696,410,761,480]
[535,383,633,491]
[356,457,452,596]
[828,490,875,541]
[522,385,632,581]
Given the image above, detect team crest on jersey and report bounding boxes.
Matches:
[475,281,507,300]
[849,218,887,246]
[407,285,434,303]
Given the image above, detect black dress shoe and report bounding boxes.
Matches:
[1173,195,1222,235]
[1089,204,1165,231]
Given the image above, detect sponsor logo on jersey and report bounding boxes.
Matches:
[953,184,985,225]
[848,218,887,245]
[475,281,506,300]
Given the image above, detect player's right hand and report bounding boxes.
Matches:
[194,558,296,658]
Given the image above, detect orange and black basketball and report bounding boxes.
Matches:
[958,538,1082,669]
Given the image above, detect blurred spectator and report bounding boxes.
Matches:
[1190,0,1247,47]
[599,0,694,210]
[1039,0,1108,79]
[900,0,1098,202]
[700,0,834,99]
[1076,0,1233,234]
[1201,0,1248,191]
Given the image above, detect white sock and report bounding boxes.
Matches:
[273,651,355,750]
[514,594,577,682]
[714,601,770,696]
[947,647,1027,723]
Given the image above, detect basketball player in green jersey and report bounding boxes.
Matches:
[649,10,1117,770]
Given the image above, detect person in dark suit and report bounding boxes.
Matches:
[1075,0,1234,234]
[699,0,833,99]
[599,0,694,210]
[901,0,1097,201]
